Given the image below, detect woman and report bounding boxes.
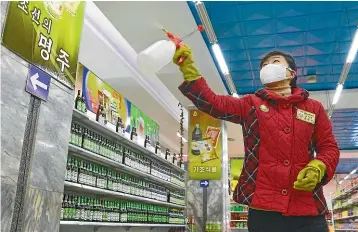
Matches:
[173,45,340,232]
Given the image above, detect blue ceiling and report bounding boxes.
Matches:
[188,1,358,95]
[331,108,358,150]
[336,158,358,174]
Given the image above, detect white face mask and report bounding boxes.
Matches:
[260,64,292,84]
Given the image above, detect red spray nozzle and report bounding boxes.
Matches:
[163,25,205,46]
[163,25,205,64]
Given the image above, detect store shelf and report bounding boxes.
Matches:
[72,109,185,173]
[334,215,358,221]
[60,221,185,227]
[333,185,358,201]
[68,144,185,191]
[334,202,358,211]
[64,181,185,209]
[230,211,248,213]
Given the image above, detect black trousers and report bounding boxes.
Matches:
[248,209,329,232]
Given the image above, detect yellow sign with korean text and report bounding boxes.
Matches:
[188,109,222,180]
[2,1,85,89]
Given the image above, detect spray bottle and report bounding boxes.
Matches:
[137,25,205,74]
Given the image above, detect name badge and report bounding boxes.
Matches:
[296,109,316,125]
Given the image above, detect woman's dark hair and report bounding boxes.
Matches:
[259,51,298,88]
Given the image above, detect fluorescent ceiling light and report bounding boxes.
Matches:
[332,83,343,105]
[176,132,188,143]
[344,175,349,180]
[350,169,357,175]
[339,180,343,185]
[346,28,358,63]
[212,44,229,75]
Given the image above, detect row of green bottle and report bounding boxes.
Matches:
[61,193,181,224]
[70,123,124,163]
[169,190,185,205]
[123,146,151,174]
[65,156,168,201]
[169,209,185,224]
[70,123,151,174]
[69,123,185,187]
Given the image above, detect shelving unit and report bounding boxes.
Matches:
[230,202,248,231]
[61,109,187,230]
[332,178,358,231]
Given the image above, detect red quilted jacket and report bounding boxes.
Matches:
[179,77,340,216]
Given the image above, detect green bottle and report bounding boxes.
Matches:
[60,194,65,220]
[74,195,80,220]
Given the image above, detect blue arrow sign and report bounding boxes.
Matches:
[25,65,51,101]
[200,180,209,188]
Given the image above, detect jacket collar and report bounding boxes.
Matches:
[255,87,309,104]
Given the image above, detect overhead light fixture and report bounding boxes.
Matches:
[194,1,238,96]
[212,44,229,75]
[340,168,357,185]
[195,1,217,44]
[232,93,239,98]
[176,132,188,143]
[346,28,358,63]
[328,28,358,117]
[332,83,343,105]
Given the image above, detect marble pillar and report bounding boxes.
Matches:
[20,78,74,232]
[1,2,75,232]
[186,121,230,232]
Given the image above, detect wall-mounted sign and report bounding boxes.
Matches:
[188,109,222,180]
[75,63,160,143]
[2,1,86,89]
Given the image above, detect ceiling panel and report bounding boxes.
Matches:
[189,1,358,94]
[331,108,358,150]
[336,158,358,174]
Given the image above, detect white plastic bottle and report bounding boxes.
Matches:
[137,40,176,74]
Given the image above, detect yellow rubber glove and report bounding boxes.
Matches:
[173,45,201,82]
[294,160,326,191]
[232,173,240,181]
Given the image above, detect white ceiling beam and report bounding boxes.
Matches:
[84,1,188,129]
